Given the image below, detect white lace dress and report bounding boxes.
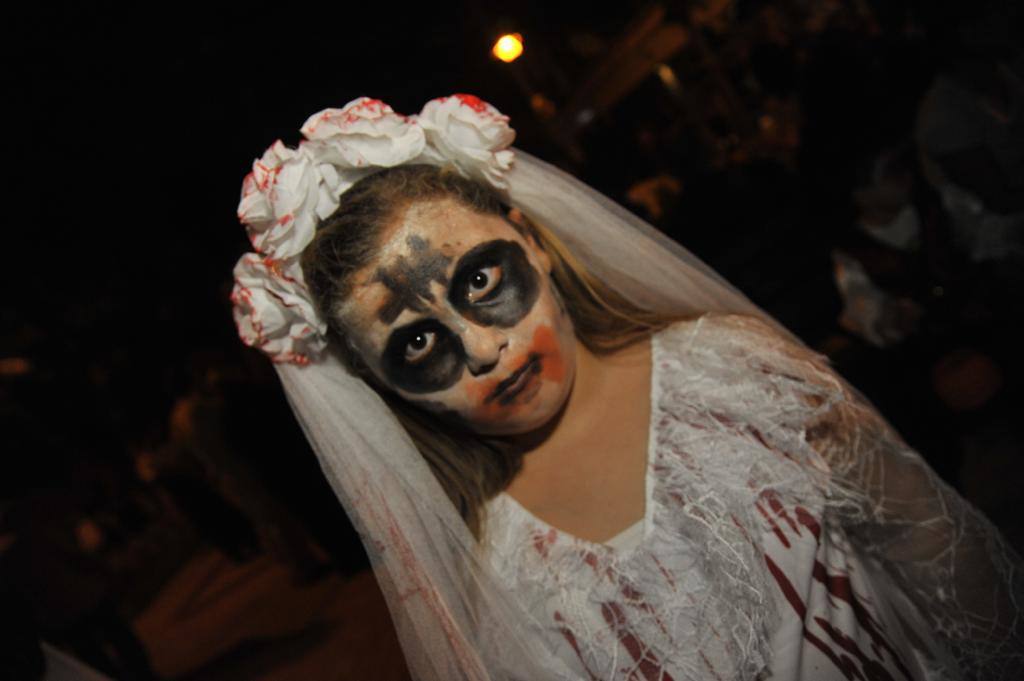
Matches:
[483,314,1023,681]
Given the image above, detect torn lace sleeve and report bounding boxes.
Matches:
[711,314,1024,681]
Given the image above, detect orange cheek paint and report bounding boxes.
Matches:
[464,324,566,422]
[530,324,565,383]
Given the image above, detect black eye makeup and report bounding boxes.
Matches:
[381,319,463,394]
[448,240,539,327]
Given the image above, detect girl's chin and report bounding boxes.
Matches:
[469,388,571,437]
[425,402,557,437]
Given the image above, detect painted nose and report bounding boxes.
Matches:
[462,325,508,376]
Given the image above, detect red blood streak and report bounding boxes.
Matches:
[756,500,791,548]
[761,489,800,535]
[709,411,735,427]
[768,544,912,681]
[810,562,913,681]
[370,504,482,672]
[794,505,821,540]
[729,513,755,546]
[600,602,675,681]
[813,561,853,603]
[698,650,726,681]
[618,583,670,638]
[764,553,806,619]
[766,553,869,681]
[651,555,677,589]
[815,617,900,681]
[804,629,865,681]
[748,425,800,465]
[532,528,556,558]
[554,611,601,680]
[749,425,772,449]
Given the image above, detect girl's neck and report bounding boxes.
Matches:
[508,335,649,458]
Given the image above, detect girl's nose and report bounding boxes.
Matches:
[461,325,508,376]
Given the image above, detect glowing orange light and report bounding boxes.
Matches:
[492,33,524,62]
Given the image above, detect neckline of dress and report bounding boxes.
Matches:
[493,325,664,556]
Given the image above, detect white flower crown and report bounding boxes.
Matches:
[231,95,517,365]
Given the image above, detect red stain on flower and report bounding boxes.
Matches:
[304,98,408,135]
[454,94,488,113]
[240,172,256,198]
[254,159,283,191]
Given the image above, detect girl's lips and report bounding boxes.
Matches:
[486,354,541,404]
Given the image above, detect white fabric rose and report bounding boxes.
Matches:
[415,94,516,189]
[301,97,426,172]
[236,141,329,260]
[230,253,328,364]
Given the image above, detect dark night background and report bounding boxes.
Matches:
[4,1,1023,679]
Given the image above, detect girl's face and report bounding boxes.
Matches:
[336,199,577,436]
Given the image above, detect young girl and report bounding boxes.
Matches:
[232,95,1022,680]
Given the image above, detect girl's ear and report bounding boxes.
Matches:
[507,208,552,274]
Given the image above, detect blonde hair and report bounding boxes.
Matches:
[302,164,694,539]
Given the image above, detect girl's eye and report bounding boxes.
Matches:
[405,331,436,364]
[467,265,502,302]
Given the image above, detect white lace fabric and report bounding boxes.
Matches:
[482,313,1024,681]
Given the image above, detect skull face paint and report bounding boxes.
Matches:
[378,239,541,394]
[337,199,577,436]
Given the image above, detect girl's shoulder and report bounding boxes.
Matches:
[653,312,837,398]
[658,312,824,361]
[654,312,797,357]
[658,311,798,343]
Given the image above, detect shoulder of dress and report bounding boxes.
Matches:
[694,312,789,340]
[694,313,827,360]
[656,312,837,391]
[654,312,788,355]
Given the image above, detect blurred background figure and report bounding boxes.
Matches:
[161,351,330,584]
[1,487,159,680]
